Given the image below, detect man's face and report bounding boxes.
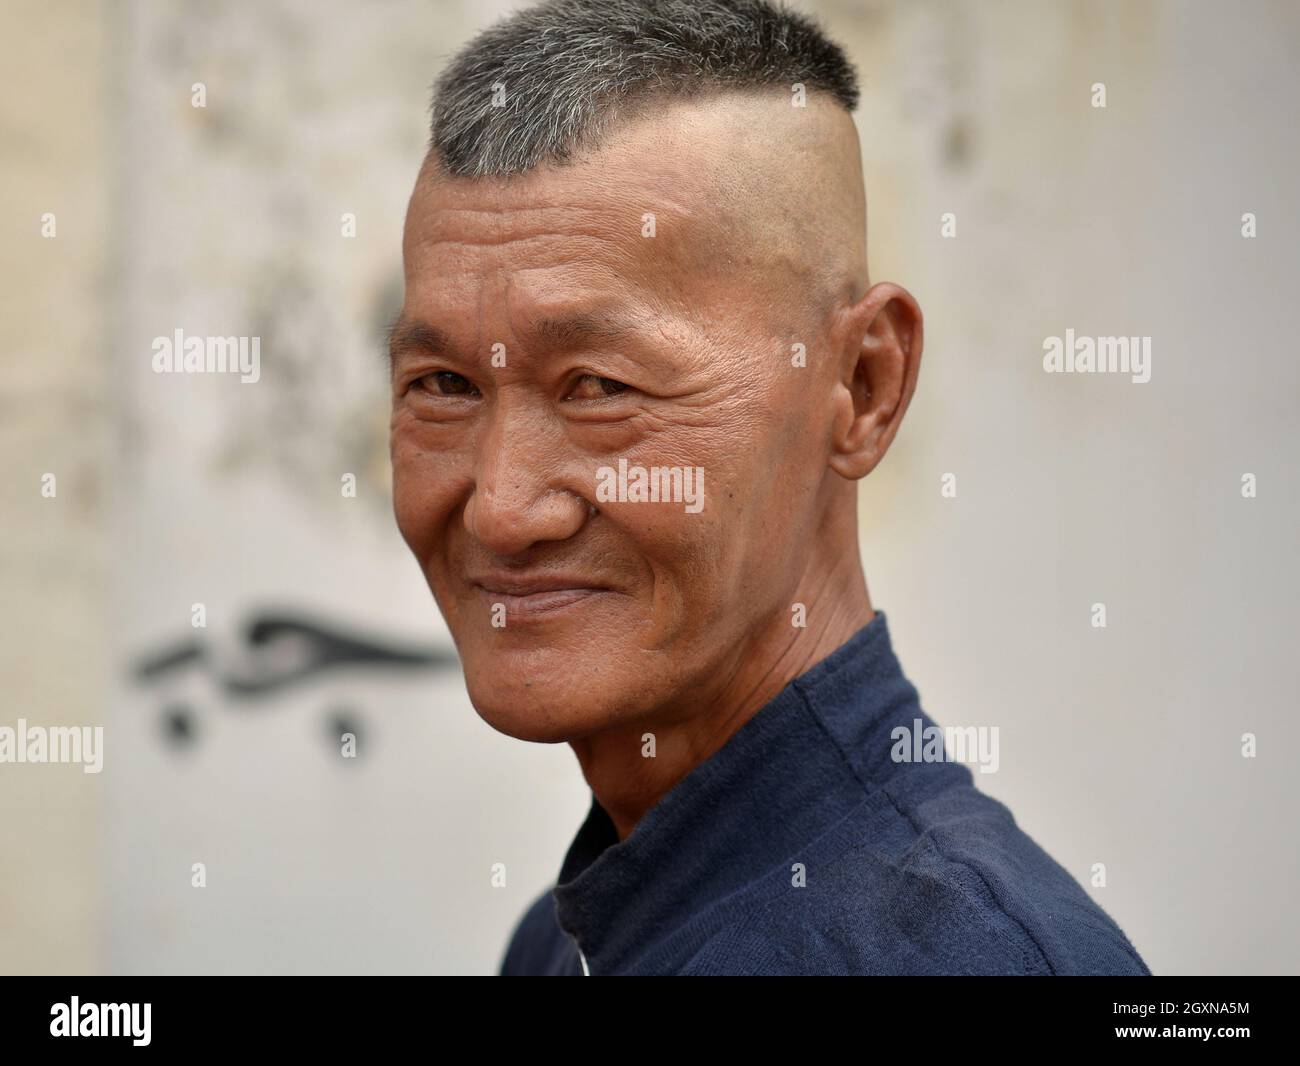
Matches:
[391,95,851,742]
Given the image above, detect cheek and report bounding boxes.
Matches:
[603,499,734,629]
[390,434,468,560]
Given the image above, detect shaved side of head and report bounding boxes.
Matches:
[681,90,870,324]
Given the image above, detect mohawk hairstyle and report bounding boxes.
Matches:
[429,0,860,177]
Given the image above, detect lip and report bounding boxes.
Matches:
[470,574,614,619]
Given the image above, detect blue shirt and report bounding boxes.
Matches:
[500,612,1151,975]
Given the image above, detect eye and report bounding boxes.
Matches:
[566,374,630,400]
[417,371,480,397]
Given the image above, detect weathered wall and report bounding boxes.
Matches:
[2,0,1296,975]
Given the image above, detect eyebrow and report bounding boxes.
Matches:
[387,319,453,367]
[387,309,643,369]
[530,310,641,350]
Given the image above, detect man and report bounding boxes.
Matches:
[389,0,1150,975]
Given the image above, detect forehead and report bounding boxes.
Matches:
[398,90,852,346]
[402,92,813,308]
[402,149,722,320]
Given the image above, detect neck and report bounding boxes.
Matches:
[570,536,873,842]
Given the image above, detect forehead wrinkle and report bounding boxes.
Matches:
[413,159,703,271]
[388,304,664,378]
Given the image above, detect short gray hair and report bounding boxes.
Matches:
[429,0,859,177]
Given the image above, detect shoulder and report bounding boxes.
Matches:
[499,888,580,976]
[898,780,1151,975]
[681,780,1150,976]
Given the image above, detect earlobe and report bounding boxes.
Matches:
[827,282,923,481]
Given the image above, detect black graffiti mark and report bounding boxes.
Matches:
[162,703,197,747]
[138,641,205,676]
[156,702,368,758]
[134,609,459,700]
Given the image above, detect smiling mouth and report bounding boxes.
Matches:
[471,578,613,620]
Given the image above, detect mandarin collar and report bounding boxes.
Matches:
[552,611,921,971]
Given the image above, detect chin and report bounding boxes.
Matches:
[460,655,624,744]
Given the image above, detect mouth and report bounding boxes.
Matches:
[470,575,614,620]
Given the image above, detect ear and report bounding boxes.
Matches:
[828,282,923,480]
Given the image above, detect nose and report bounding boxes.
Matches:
[463,405,589,555]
